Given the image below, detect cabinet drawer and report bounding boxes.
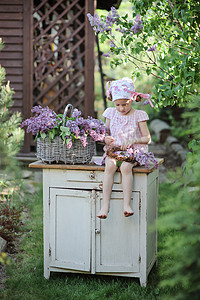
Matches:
[65,170,121,184]
[44,169,122,190]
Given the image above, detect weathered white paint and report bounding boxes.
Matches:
[30,161,162,286]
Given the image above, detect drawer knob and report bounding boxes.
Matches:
[95,229,100,234]
[90,172,95,179]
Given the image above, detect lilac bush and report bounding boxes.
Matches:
[21,106,107,149]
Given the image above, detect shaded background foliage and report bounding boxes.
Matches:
[92,1,200,299]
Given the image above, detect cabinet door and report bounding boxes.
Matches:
[95,191,140,273]
[49,188,92,272]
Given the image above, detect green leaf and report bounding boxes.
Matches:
[66,138,71,145]
[40,133,47,139]
[116,161,122,168]
[146,67,152,75]
[60,126,71,136]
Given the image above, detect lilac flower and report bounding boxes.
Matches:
[66,120,81,138]
[72,108,81,118]
[102,51,111,57]
[147,44,157,52]
[143,100,149,105]
[21,105,58,135]
[110,41,116,48]
[134,149,158,169]
[131,14,143,34]
[87,13,110,34]
[66,139,72,149]
[86,117,107,142]
[116,27,129,34]
[110,6,120,19]
[105,6,119,27]
[80,135,87,147]
[87,7,119,35]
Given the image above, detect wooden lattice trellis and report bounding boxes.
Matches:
[33,0,94,116]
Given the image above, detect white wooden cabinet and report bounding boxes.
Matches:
[29,159,163,286]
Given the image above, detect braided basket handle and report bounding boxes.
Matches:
[62,104,73,126]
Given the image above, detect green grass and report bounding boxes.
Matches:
[0,183,174,300]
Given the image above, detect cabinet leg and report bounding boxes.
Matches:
[44,268,50,279]
[139,276,147,287]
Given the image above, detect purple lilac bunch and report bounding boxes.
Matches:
[147,44,157,52]
[131,14,143,34]
[20,105,58,136]
[87,117,107,142]
[21,106,107,149]
[120,148,158,169]
[61,109,107,149]
[133,149,158,169]
[87,7,119,34]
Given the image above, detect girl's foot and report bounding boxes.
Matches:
[124,206,134,217]
[97,206,109,219]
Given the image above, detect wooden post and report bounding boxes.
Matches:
[22,0,33,153]
[84,0,94,117]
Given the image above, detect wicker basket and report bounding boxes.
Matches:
[36,105,96,164]
[36,136,61,163]
[37,136,96,164]
[59,136,96,164]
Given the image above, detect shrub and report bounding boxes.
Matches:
[0,202,23,242]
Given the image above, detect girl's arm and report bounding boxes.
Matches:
[135,121,151,144]
[121,121,151,150]
[104,118,114,145]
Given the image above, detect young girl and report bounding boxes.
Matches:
[97,77,152,219]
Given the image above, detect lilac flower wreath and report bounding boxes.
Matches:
[106,146,158,169]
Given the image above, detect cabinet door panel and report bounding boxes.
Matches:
[95,191,140,273]
[49,188,91,272]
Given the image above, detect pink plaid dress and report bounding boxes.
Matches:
[94,108,149,165]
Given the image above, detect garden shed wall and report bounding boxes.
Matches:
[0,0,94,154]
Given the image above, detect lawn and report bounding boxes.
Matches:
[0,181,175,300]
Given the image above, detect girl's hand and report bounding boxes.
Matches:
[105,136,114,145]
[121,139,134,150]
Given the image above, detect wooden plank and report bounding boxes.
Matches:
[5,67,23,75]
[0,12,23,20]
[29,158,164,173]
[85,0,94,117]
[5,75,23,83]
[22,0,33,153]
[3,44,23,52]
[1,60,23,67]
[1,36,23,44]
[0,29,23,36]
[9,83,23,91]
[0,20,23,28]
[13,100,23,107]
[0,52,23,59]
[0,5,23,13]
[12,91,23,99]
[0,0,23,4]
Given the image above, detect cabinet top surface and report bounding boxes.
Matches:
[29,158,164,173]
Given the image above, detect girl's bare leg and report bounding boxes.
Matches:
[97,157,117,219]
[120,162,134,217]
